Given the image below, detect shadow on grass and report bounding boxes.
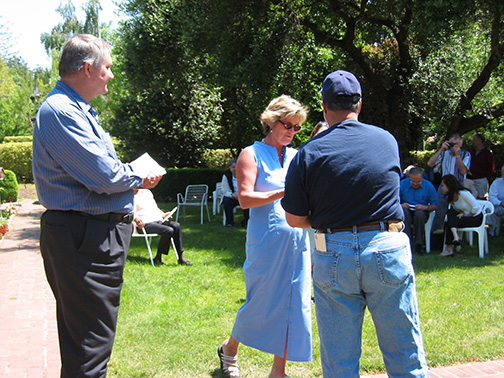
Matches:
[125,253,152,265]
[412,235,504,274]
[209,367,225,378]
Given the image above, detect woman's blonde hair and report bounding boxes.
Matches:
[259,95,308,135]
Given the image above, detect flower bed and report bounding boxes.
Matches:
[0,202,21,240]
[0,221,8,239]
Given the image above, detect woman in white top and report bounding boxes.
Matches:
[439,174,482,257]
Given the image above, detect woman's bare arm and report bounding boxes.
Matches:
[236,148,284,209]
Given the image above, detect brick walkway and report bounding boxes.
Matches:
[0,199,503,378]
[0,199,59,378]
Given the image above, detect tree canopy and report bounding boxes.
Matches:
[110,0,504,166]
[2,0,503,168]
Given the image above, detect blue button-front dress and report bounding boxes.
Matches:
[231,141,312,362]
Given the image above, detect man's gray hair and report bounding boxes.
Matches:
[59,34,111,77]
[409,166,424,176]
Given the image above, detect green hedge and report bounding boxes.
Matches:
[0,134,462,190]
[0,169,19,203]
[0,138,229,191]
[0,142,33,183]
[3,136,33,143]
[152,168,225,202]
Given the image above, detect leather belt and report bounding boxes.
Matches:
[69,210,134,224]
[318,220,403,234]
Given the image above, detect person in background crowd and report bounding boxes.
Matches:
[487,165,504,238]
[309,121,329,138]
[32,34,162,377]
[400,166,439,255]
[439,174,482,257]
[218,95,312,378]
[221,159,249,227]
[467,133,494,199]
[133,188,192,266]
[282,70,429,377]
[427,134,471,233]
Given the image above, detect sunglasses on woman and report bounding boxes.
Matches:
[278,120,302,132]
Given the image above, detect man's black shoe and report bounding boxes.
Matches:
[178,258,193,266]
[415,244,426,255]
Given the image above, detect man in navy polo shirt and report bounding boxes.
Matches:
[400,166,439,255]
[282,70,429,377]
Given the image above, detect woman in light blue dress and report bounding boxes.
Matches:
[217,95,312,378]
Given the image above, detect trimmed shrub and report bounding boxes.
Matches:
[0,169,19,203]
[3,136,32,143]
[0,142,33,183]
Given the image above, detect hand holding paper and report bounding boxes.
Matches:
[130,153,167,178]
[130,153,166,188]
[142,174,162,189]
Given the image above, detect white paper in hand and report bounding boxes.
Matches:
[130,153,167,178]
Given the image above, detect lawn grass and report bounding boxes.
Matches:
[108,203,504,378]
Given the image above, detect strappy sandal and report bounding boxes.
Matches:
[217,346,240,377]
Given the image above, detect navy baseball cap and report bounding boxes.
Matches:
[321,70,362,104]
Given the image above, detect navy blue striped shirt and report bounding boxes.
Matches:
[33,81,143,214]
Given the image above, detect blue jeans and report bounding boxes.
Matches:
[313,230,429,377]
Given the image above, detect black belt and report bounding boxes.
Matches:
[318,220,403,234]
[65,210,134,223]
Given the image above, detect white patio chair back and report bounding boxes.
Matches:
[176,184,211,224]
[213,182,225,215]
[424,211,435,253]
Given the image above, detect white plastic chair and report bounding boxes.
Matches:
[176,184,211,224]
[213,182,224,215]
[443,200,494,258]
[458,200,494,258]
[132,227,179,267]
[424,211,435,253]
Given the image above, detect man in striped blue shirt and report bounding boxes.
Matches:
[32,34,162,378]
